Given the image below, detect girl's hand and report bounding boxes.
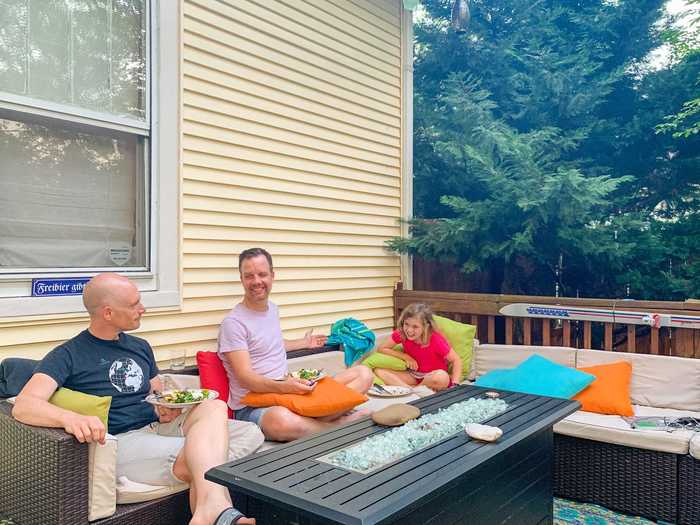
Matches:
[403,356,418,370]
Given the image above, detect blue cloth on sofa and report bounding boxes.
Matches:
[0,358,38,398]
[327,318,376,366]
[475,354,595,399]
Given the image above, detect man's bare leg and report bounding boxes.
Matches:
[259,405,369,442]
[334,365,373,393]
[172,399,255,525]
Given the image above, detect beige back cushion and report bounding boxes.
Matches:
[471,344,577,380]
[576,349,700,411]
[88,437,117,521]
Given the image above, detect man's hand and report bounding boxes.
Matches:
[155,405,183,423]
[63,413,106,445]
[303,329,328,349]
[279,376,316,394]
[403,356,419,371]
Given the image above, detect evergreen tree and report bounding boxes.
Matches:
[394,0,700,300]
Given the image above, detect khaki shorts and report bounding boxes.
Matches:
[116,411,265,486]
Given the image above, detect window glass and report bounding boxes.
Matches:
[0,0,146,121]
[0,112,148,269]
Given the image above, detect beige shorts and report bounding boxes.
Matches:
[116,411,265,486]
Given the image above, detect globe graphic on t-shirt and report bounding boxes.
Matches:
[108,358,144,393]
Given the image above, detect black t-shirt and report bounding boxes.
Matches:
[35,329,159,435]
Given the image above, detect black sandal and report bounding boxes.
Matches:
[214,507,247,524]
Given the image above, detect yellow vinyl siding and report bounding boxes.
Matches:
[0,0,404,365]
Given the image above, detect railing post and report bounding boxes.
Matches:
[604,324,613,351]
[627,325,636,353]
[563,321,571,346]
[523,318,532,345]
[583,322,592,349]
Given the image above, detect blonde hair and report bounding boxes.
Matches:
[397,303,436,346]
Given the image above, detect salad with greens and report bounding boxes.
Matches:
[291,368,323,381]
[159,389,211,404]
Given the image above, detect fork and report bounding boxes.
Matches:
[372,383,391,394]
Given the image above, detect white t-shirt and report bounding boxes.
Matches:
[217,302,288,409]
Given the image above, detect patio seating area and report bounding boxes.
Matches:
[4,285,700,524]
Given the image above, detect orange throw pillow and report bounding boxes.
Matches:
[240,377,368,417]
[574,361,634,416]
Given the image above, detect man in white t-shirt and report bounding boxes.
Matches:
[218,248,373,442]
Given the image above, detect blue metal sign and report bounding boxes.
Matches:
[31,278,91,297]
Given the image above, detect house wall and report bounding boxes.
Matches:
[0,0,405,365]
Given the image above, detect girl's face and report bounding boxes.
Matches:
[403,316,425,342]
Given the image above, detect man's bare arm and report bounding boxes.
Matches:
[12,373,106,444]
[221,350,313,394]
[284,329,327,352]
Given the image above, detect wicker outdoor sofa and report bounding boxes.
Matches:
[471,343,700,525]
[4,343,700,525]
[0,401,191,525]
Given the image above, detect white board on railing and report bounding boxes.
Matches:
[499,303,700,330]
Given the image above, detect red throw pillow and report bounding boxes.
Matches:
[196,351,232,418]
[241,377,367,417]
[574,361,634,416]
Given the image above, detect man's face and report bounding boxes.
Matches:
[240,254,274,305]
[105,282,146,332]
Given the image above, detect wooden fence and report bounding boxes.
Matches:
[394,283,700,358]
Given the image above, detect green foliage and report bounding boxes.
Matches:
[393,0,700,299]
[656,0,700,138]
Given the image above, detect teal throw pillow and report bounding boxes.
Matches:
[475,354,595,399]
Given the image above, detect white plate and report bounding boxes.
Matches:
[145,389,219,408]
[290,369,327,383]
[367,385,413,397]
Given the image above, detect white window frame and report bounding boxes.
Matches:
[0,0,180,317]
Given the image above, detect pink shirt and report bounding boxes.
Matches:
[391,329,451,373]
[218,302,288,410]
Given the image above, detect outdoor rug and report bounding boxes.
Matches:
[554,498,673,524]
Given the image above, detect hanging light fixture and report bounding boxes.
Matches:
[451,0,470,33]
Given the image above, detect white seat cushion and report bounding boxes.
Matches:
[287,351,348,376]
[576,350,700,411]
[116,418,264,504]
[471,344,577,380]
[688,432,700,459]
[554,405,700,454]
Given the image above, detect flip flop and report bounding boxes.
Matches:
[214,507,247,524]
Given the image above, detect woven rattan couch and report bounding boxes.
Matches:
[0,348,338,525]
[0,401,191,525]
[471,343,700,525]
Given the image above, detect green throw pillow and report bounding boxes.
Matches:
[433,315,476,382]
[362,351,407,371]
[361,349,407,385]
[50,388,112,432]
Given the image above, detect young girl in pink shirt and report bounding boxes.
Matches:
[374,303,462,391]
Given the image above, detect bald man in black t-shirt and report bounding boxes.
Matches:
[13,273,257,525]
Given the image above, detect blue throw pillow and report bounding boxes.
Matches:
[475,354,595,399]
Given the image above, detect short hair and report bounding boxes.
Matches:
[397,303,436,346]
[238,247,273,272]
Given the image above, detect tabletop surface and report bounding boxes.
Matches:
[207,385,580,525]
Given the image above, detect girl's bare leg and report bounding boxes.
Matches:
[374,368,418,387]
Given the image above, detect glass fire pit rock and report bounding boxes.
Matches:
[318,397,508,474]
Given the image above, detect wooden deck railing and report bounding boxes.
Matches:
[394,283,700,358]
